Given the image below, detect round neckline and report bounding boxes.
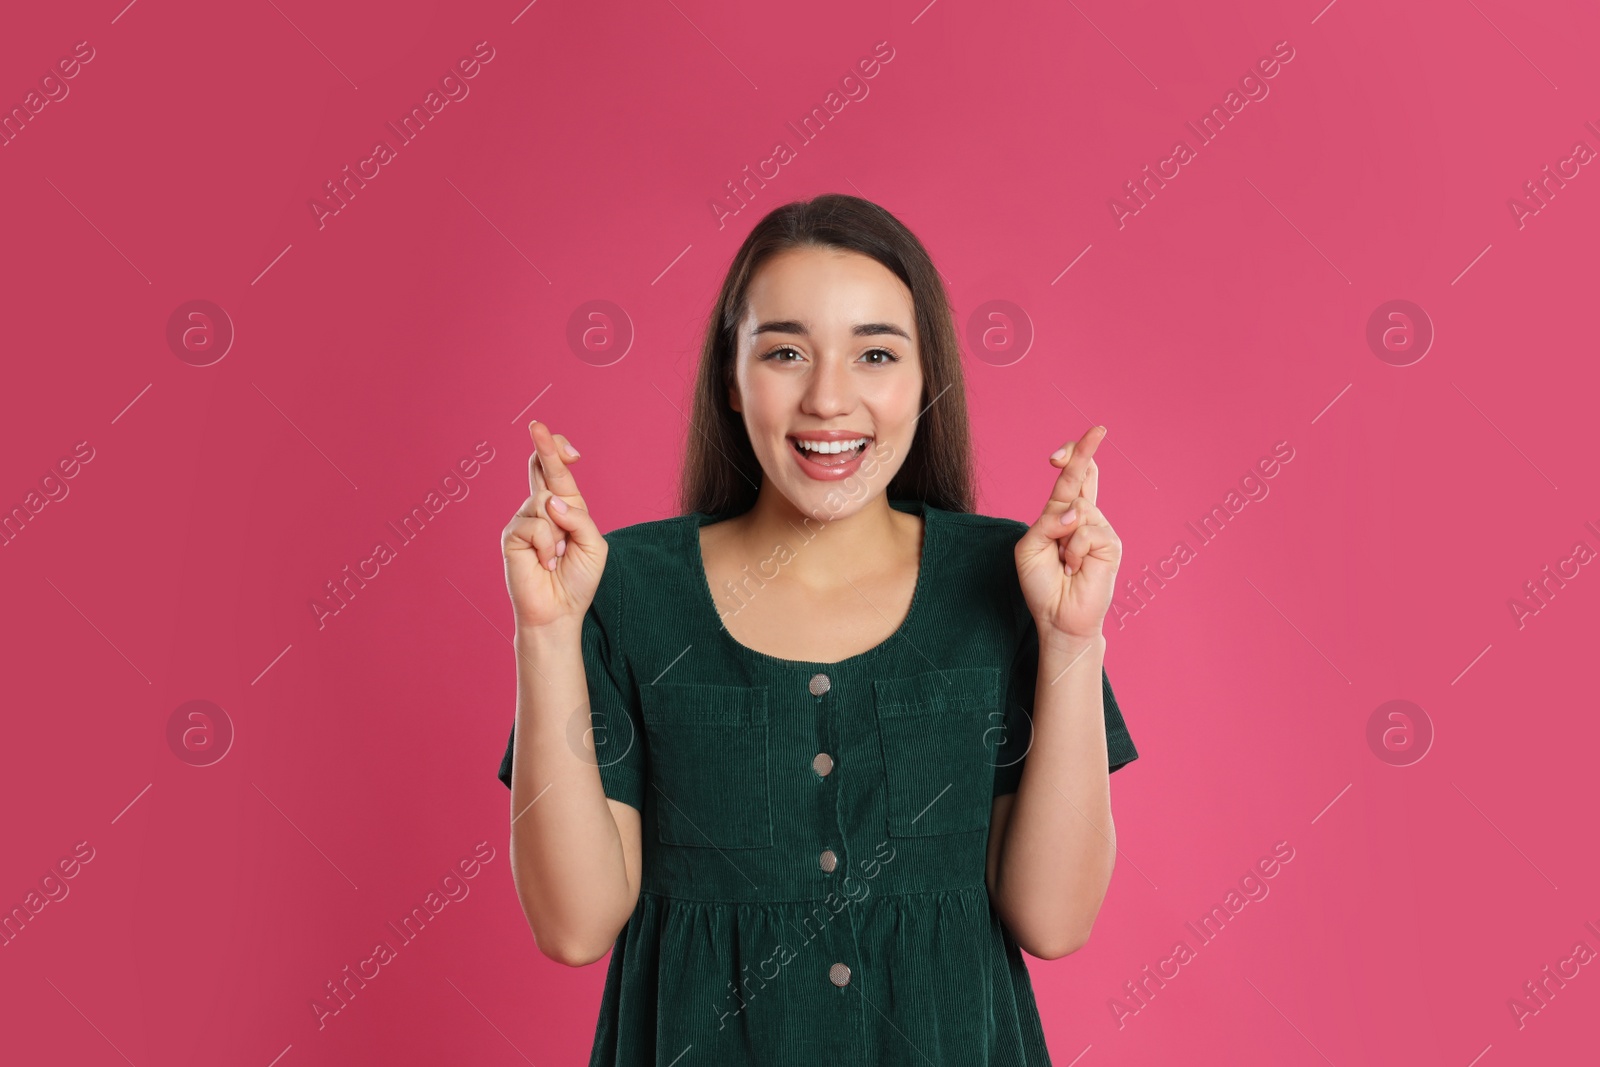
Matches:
[683,499,939,672]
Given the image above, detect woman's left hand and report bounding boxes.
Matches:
[1015,425,1123,641]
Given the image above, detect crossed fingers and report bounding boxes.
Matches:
[517,420,584,566]
[1048,424,1104,509]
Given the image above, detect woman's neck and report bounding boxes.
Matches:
[729,488,916,595]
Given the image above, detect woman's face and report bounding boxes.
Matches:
[730,246,925,521]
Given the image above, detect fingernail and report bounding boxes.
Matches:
[1065,561,1074,574]
[1051,447,1068,461]
[550,496,569,514]
[556,539,567,556]
[1059,508,1077,524]
[563,442,580,459]
[546,557,558,571]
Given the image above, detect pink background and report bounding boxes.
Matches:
[2,0,1597,1063]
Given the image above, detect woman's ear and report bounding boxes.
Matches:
[727,375,742,414]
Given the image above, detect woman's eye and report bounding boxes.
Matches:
[761,346,899,364]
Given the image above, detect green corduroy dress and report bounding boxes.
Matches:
[497,499,1138,1065]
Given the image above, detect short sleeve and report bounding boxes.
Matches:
[992,618,1139,798]
[496,546,645,809]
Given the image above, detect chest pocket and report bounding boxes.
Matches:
[872,667,1002,837]
[640,682,772,849]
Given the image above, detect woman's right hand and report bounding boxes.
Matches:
[502,420,608,631]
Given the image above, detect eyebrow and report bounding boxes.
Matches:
[750,320,912,341]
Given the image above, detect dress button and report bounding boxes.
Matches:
[829,962,852,987]
[808,672,831,697]
[819,848,838,872]
[812,752,834,776]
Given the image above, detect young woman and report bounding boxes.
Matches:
[497,193,1138,1065]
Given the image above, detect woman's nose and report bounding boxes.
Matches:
[801,354,853,415]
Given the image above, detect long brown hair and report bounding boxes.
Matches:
[678,193,975,519]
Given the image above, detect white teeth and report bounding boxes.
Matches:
[794,437,868,454]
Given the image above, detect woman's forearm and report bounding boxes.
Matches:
[991,631,1116,959]
[507,622,639,966]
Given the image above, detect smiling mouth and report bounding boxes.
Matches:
[788,436,872,467]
